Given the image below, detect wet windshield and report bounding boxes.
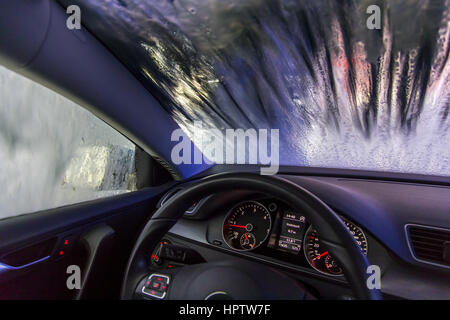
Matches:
[65,0,450,176]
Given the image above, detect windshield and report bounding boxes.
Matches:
[67,0,450,176]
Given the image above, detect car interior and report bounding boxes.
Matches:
[0,0,449,301]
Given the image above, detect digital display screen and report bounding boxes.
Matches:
[276,211,306,254]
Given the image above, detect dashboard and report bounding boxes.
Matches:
[163,174,450,299]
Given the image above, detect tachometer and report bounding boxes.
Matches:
[304,217,368,275]
[223,201,272,251]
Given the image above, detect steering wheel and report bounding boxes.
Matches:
[121,173,382,300]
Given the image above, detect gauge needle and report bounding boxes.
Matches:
[228,224,246,228]
[313,251,329,261]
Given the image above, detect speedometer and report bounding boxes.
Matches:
[304,217,368,276]
[222,201,272,251]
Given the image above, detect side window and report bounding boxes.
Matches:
[0,66,170,220]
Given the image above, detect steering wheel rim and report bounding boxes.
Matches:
[121,172,382,300]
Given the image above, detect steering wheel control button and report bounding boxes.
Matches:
[150,281,160,290]
[141,274,170,299]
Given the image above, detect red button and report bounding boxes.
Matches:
[152,282,160,289]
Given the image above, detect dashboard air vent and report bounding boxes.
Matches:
[407,224,450,267]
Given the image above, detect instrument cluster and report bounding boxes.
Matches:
[222,200,368,276]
